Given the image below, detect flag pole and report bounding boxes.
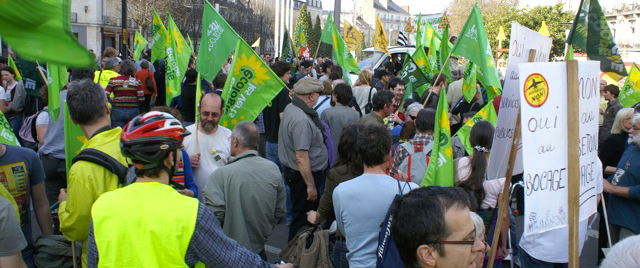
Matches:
[422,50,453,107]
[35,62,49,84]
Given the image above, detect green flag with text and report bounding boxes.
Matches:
[330,21,359,74]
[422,87,454,187]
[439,24,451,83]
[165,14,192,106]
[456,103,497,155]
[0,111,20,146]
[281,28,295,63]
[585,0,628,77]
[133,31,148,61]
[462,62,477,103]
[151,9,168,63]
[398,54,430,96]
[619,64,640,108]
[451,3,502,99]
[196,1,239,82]
[220,40,287,129]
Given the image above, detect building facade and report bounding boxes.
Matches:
[70,0,136,57]
[605,4,640,53]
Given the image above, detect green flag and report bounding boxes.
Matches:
[567,45,575,60]
[165,14,192,106]
[422,87,454,187]
[0,0,94,67]
[187,34,194,52]
[0,111,20,146]
[462,62,477,103]
[151,9,168,63]
[586,0,627,77]
[63,103,87,174]
[220,39,288,129]
[196,1,240,82]
[7,57,21,81]
[567,0,589,50]
[195,73,202,121]
[427,34,440,75]
[451,3,502,100]
[398,54,430,96]
[619,63,640,108]
[415,14,423,48]
[320,11,334,45]
[456,103,497,155]
[281,28,295,63]
[439,24,451,83]
[330,21,359,74]
[133,31,148,61]
[424,23,440,49]
[413,45,432,75]
[47,63,67,123]
[397,81,413,113]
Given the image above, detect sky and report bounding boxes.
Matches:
[322,0,639,14]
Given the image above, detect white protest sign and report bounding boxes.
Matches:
[487,22,552,180]
[519,61,600,235]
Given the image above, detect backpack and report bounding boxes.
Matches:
[19,108,46,151]
[364,86,375,114]
[376,180,413,268]
[72,149,136,186]
[397,141,434,186]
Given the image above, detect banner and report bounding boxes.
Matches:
[398,54,430,96]
[63,103,87,174]
[619,63,640,108]
[330,21,360,74]
[196,1,240,82]
[451,3,502,99]
[165,14,192,106]
[47,63,68,123]
[462,62,477,103]
[151,9,168,63]
[422,87,454,187]
[519,61,599,235]
[438,24,451,83]
[0,0,94,67]
[457,103,497,155]
[220,39,287,129]
[7,57,21,81]
[374,16,389,55]
[0,111,20,146]
[133,31,148,61]
[487,22,552,181]
[344,20,363,52]
[586,0,628,77]
[281,28,295,63]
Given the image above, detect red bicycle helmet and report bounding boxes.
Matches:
[121,111,190,170]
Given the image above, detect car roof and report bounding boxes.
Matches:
[361,46,416,53]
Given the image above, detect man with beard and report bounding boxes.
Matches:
[603,112,640,245]
[183,93,232,201]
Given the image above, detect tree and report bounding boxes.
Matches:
[293,4,312,57]
[309,15,322,57]
[513,4,573,58]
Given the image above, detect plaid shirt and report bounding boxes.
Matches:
[390,133,434,176]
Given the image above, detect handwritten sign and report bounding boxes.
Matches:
[519,61,600,235]
[487,22,552,180]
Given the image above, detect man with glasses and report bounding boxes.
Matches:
[183,93,232,201]
[391,186,485,268]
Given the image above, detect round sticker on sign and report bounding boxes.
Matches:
[523,73,549,108]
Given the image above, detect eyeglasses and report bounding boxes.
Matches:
[437,225,484,249]
[409,115,417,120]
[200,111,220,118]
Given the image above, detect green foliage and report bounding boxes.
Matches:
[310,15,323,56]
[293,4,313,57]
[483,3,573,59]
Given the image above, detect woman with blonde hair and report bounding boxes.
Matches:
[600,108,634,175]
[352,71,375,114]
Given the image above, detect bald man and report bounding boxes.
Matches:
[183,93,232,201]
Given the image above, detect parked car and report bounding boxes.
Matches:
[350,45,422,83]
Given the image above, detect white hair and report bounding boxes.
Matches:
[406,103,423,116]
[600,235,640,268]
[631,112,640,126]
[470,211,485,237]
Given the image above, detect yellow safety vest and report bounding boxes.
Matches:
[92,182,198,267]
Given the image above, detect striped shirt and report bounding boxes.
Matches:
[105,75,144,108]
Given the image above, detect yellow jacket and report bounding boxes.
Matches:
[58,127,127,268]
[0,184,19,219]
[94,69,119,89]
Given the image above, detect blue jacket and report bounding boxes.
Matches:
[607,145,640,234]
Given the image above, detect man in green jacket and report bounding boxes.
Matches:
[203,122,286,260]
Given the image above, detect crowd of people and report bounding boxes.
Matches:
[0,42,638,268]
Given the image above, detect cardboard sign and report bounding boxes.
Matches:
[487,22,552,180]
[519,61,600,235]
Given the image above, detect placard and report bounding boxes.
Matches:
[487,22,552,180]
[519,61,600,235]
